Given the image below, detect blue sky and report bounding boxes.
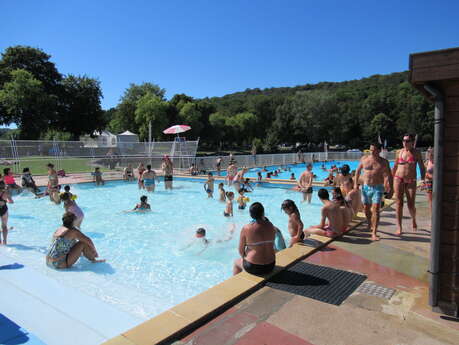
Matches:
[1,0,458,110]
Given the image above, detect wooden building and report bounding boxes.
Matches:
[409,47,459,317]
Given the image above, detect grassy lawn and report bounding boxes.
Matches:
[1,157,114,175]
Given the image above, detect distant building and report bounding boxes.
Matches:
[80,130,117,148]
[116,130,139,144]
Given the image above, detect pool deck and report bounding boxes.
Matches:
[6,172,457,345]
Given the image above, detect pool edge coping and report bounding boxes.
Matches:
[100,195,396,345]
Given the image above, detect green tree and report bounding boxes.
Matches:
[58,75,106,139]
[110,82,166,134]
[178,102,203,137]
[134,92,169,140]
[0,69,55,139]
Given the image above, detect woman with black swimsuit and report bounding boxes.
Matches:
[0,181,13,245]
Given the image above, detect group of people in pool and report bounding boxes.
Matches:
[4,135,433,277]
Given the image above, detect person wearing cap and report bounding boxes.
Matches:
[161,155,174,190]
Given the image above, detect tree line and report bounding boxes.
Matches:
[0,46,433,151]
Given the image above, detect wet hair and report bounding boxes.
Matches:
[196,228,206,236]
[218,182,224,188]
[3,168,10,175]
[238,188,245,194]
[317,188,330,200]
[340,164,350,175]
[281,199,300,216]
[60,192,71,202]
[307,163,313,169]
[249,202,265,221]
[226,191,234,198]
[47,163,54,168]
[140,195,148,202]
[208,172,213,176]
[64,185,70,192]
[333,187,345,204]
[147,164,152,170]
[23,167,30,173]
[62,212,76,228]
[245,178,250,183]
[370,143,382,150]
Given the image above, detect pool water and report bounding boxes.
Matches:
[217,160,421,182]
[3,179,323,320]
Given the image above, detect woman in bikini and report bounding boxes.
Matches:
[47,163,60,204]
[137,163,146,189]
[233,202,276,275]
[0,181,13,245]
[281,199,304,247]
[46,212,105,269]
[392,134,426,235]
[424,148,434,212]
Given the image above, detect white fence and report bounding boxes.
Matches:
[0,139,200,173]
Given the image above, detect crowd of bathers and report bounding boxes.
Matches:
[0,136,433,277]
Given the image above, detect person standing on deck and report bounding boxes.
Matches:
[424,148,434,212]
[355,143,393,241]
[392,134,425,235]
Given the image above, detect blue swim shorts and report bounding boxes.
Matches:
[361,184,384,205]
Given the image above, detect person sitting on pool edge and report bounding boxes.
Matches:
[233,202,276,276]
[133,195,151,212]
[46,212,105,269]
[21,167,42,196]
[303,188,347,238]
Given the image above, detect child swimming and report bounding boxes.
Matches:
[60,192,84,229]
[237,188,248,210]
[224,191,234,217]
[218,183,226,202]
[133,195,151,212]
[204,172,214,198]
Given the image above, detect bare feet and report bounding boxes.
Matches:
[412,221,418,232]
[395,229,402,236]
[371,234,380,241]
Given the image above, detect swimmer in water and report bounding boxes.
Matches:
[92,167,104,186]
[204,172,214,198]
[60,192,84,229]
[183,225,236,254]
[218,183,226,202]
[141,165,157,193]
[133,195,151,212]
[237,188,247,210]
[224,191,234,217]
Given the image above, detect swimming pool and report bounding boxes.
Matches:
[217,160,421,181]
[3,179,323,321]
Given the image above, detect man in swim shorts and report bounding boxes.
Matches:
[355,143,393,241]
[297,163,313,203]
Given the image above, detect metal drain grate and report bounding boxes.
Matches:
[357,283,396,300]
[267,262,367,305]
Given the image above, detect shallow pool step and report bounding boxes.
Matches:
[0,250,141,345]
